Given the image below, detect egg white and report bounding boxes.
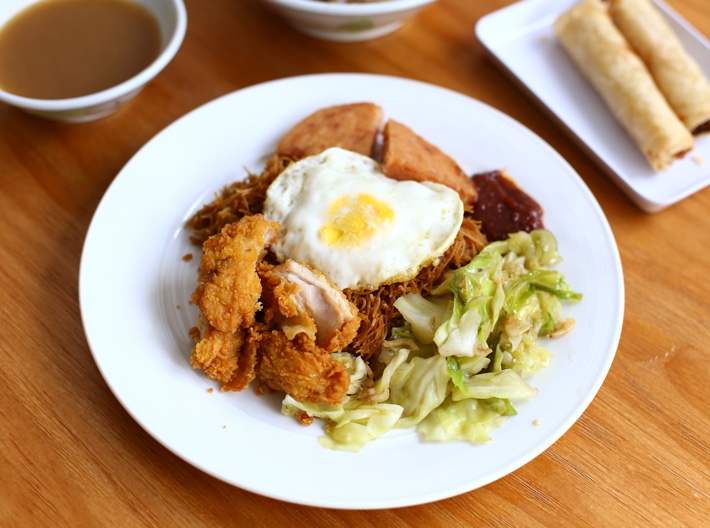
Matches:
[263,147,464,290]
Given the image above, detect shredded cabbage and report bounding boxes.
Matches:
[418,397,513,444]
[282,229,581,451]
[389,353,449,428]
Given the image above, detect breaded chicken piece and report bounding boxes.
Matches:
[276,103,384,160]
[191,215,279,333]
[190,314,257,391]
[190,218,360,403]
[381,119,477,204]
[189,215,279,392]
[255,331,351,406]
[223,329,261,392]
[261,260,360,351]
[260,265,319,342]
[190,314,246,385]
[256,260,361,405]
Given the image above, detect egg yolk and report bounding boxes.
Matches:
[320,194,394,247]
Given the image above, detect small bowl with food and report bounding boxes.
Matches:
[0,0,187,122]
[261,0,437,42]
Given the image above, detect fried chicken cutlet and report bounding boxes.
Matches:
[191,215,279,332]
[190,217,360,406]
[190,315,257,391]
[189,215,279,390]
[255,260,360,405]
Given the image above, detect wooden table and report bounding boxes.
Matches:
[1,0,708,525]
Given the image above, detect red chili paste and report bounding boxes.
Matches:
[470,170,544,242]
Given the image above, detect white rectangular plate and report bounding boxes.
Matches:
[476,0,710,212]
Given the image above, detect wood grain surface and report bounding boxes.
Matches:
[1,0,708,526]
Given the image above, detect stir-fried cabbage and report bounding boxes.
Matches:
[282,229,581,451]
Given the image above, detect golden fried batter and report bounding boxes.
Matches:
[223,329,261,392]
[191,215,279,333]
[255,331,351,406]
[189,319,261,392]
[190,222,361,403]
[256,260,361,405]
[261,260,360,351]
[190,314,247,386]
[260,266,319,342]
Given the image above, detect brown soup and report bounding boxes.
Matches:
[0,0,162,100]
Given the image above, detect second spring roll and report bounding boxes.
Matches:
[554,0,693,171]
[609,0,710,135]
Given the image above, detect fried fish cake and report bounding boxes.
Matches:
[381,119,477,204]
[276,102,383,159]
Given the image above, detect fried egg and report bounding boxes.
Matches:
[263,147,464,290]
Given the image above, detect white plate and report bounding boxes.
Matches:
[476,0,710,212]
[79,73,624,509]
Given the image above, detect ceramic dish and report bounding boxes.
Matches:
[79,73,624,508]
[261,0,436,41]
[0,0,186,122]
[476,0,710,212]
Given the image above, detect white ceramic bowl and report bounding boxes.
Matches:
[0,0,187,123]
[261,0,436,42]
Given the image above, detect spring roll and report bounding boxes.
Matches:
[554,0,693,171]
[609,0,710,135]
